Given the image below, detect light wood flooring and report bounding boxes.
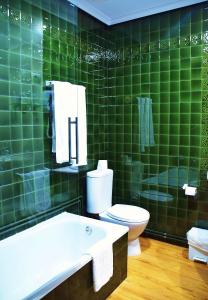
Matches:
[108,237,208,300]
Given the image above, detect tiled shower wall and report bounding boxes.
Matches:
[0,0,108,238]
[106,3,208,242]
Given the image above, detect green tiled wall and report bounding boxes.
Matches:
[0,0,108,238]
[0,0,46,233]
[106,3,208,240]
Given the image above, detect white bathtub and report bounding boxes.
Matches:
[0,212,128,300]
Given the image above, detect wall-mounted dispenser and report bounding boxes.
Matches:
[182,184,197,197]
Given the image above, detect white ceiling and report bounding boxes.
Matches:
[70,0,207,25]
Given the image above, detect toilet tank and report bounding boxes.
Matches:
[87,169,113,214]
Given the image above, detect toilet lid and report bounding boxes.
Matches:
[107,204,150,223]
[187,227,208,251]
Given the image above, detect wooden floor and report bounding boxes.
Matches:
[108,238,208,300]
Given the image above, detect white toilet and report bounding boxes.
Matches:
[86,165,150,256]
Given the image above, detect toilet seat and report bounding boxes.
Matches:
[106,204,150,224]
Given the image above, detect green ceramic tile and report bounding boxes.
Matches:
[170,59,180,70]
[191,22,202,34]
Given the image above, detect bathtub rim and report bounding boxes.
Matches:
[0,212,128,246]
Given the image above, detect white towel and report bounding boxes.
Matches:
[53,81,77,164]
[77,85,87,166]
[69,84,78,163]
[51,81,87,165]
[89,240,113,292]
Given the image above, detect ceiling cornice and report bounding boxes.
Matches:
[109,0,207,25]
[70,0,207,26]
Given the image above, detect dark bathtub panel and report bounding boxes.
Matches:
[43,233,128,300]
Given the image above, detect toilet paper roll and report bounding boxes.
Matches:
[97,160,108,171]
[185,186,197,196]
